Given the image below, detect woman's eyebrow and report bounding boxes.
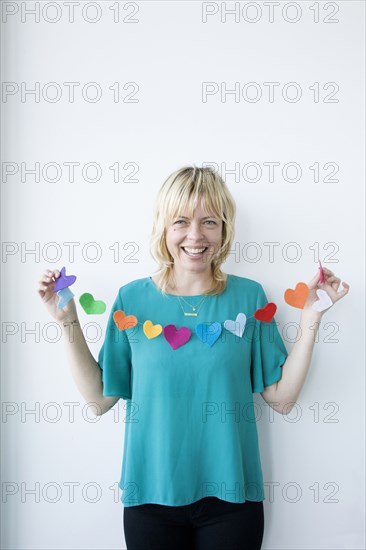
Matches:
[176,216,217,220]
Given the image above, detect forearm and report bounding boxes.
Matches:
[60,318,104,412]
[275,310,322,412]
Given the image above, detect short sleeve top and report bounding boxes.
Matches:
[97,274,288,507]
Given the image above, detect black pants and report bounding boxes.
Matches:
[123,496,264,550]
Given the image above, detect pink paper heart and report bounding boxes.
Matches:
[163,324,191,350]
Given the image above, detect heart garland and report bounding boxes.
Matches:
[51,266,109,314]
[112,308,271,350]
[109,281,333,350]
[284,281,333,312]
[52,268,334,348]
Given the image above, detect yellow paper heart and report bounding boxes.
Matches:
[143,320,163,339]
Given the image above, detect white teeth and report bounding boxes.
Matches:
[183,247,206,254]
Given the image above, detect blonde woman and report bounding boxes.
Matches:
[38,166,349,550]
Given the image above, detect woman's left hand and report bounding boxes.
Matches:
[303,267,350,315]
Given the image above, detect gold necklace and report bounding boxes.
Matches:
[171,275,211,317]
[177,295,208,317]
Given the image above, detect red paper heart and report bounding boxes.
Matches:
[254,302,277,323]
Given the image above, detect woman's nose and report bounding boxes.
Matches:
[187,223,205,239]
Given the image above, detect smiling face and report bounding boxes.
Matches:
[165,200,223,273]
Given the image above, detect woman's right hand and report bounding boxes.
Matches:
[38,269,78,324]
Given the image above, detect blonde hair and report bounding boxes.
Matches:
[149,165,236,296]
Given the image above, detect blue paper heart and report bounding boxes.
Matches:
[56,287,74,309]
[195,322,222,347]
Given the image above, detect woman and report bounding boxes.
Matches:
[38,166,349,550]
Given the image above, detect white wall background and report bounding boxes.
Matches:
[1,1,364,549]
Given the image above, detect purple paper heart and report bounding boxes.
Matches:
[163,324,191,350]
[53,267,77,292]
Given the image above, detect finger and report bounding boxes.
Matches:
[325,275,340,282]
[332,288,349,301]
[38,283,49,291]
[321,273,340,289]
[322,267,334,276]
[41,269,57,279]
[339,281,350,293]
[327,281,350,302]
[309,271,322,288]
[44,270,59,281]
[324,275,341,288]
[38,275,54,285]
[332,280,341,291]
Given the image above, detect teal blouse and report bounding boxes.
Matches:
[97,274,288,507]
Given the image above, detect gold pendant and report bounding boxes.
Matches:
[184,312,197,316]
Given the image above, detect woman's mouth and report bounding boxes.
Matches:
[181,246,208,257]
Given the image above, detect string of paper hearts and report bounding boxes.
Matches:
[284,282,333,312]
[52,267,106,313]
[113,307,276,350]
[112,283,332,350]
[52,267,333,350]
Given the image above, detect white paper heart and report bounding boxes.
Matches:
[224,313,247,338]
[311,289,333,312]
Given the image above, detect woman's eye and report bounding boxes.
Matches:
[174,220,217,225]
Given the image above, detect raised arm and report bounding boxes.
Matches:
[261,267,350,415]
[38,269,119,416]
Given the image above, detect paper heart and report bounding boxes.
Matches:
[143,320,162,339]
[224,313,246,338]
[163,324,191,350]
[79,293,106,315]
[254,302,277,323]
[113,310,138,330]
[195,322,222,347]
[284,282,309,309]
[311,289,333,312]
[54,267,77,292]
[56,287,74,309]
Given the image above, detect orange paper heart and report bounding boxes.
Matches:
[284,282,309,309]
[113,310,138,331]
[143,320,163,339]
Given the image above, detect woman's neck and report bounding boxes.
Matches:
[167,269,225,295]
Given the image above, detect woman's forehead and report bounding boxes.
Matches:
[173,198,218,216]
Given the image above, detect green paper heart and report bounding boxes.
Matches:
[79,293,106,315]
